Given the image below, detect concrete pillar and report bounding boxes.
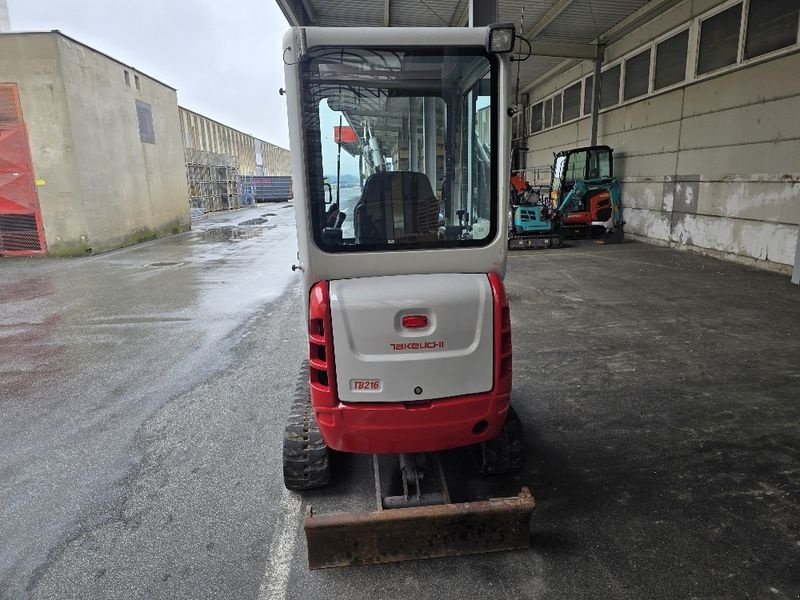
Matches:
[792,226,800,285]
[423,97,437,192]
[469,0,497,26]
[590,47,603,147]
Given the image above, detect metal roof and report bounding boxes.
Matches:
[534,0,651,44]
[275,0,684,89]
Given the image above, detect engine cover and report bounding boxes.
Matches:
[329,273,494,403]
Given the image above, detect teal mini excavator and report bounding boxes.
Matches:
[509,145,624,249]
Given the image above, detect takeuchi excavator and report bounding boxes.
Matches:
[282,24,535,569]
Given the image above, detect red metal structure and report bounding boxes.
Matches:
[0,83,46,255]
[333,125,358,144]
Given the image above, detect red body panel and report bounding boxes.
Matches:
[563,190,611,225]
[307,274,512,454]
[510,174,527,194]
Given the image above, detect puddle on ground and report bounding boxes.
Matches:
[147,261,185,267]
[202,226,263,241]
[261,213,277,217]
[239,218,268,226]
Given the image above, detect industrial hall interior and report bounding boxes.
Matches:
[279,0,797,281]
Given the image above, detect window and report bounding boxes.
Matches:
[532,102,543,132]
[744,0,799,60]
[124,70,130,86]
[697,4,743,75]
[654,29,689,90]
[542,0,799,122]
[552,93,562,126]
[583,75,593,115]
[136,100,155,144]
[512,113,520,139]
[301,47,497,252]
[600,65,621,109]
[563,82,581,121]
[587,147,612,179]
[544,98,552,128]
[134,74,141,91]
[624,48,651,100]
[565,151,587,185]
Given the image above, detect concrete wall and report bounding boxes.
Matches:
[521,0,800,274]
[0,32,190,255]
[57,35,189,254]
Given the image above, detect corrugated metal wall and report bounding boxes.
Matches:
[178,107,291,211]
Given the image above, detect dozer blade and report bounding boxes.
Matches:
[304,487,535,569]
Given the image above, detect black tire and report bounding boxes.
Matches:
[472,406,525,475]
[283,361,330,490]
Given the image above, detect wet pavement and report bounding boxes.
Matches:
[0,204,300,599]
[1,219,799,599]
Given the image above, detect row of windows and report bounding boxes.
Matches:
[514,0,799,139]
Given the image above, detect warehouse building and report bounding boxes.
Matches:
[278,0,800,278]
[1,30,291,256]
[0,31,190,256]
[179,108,291,212]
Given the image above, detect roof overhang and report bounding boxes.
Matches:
[276,0,685,90]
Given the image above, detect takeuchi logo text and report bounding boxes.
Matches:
[390,341,445,351]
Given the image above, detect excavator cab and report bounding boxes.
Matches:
[282,25,534,568]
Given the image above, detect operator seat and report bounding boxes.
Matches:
[354,171,439,244]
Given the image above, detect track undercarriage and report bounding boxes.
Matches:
[284,365,535,569]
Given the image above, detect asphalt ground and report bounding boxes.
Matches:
[1,211,798,599]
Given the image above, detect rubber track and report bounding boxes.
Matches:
[283,361,330,490]
[474,406,525,475]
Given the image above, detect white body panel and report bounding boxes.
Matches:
[330,274,493,403]
[282,27,512,320]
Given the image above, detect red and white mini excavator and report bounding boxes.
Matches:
[282,23,535,568]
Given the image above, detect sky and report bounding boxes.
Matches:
[8,0,292,148]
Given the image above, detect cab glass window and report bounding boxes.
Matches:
[300,48,497,252]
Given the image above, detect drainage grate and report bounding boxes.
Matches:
[0,213,42,252]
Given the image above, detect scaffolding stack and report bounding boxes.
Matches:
[184,148,241,212]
